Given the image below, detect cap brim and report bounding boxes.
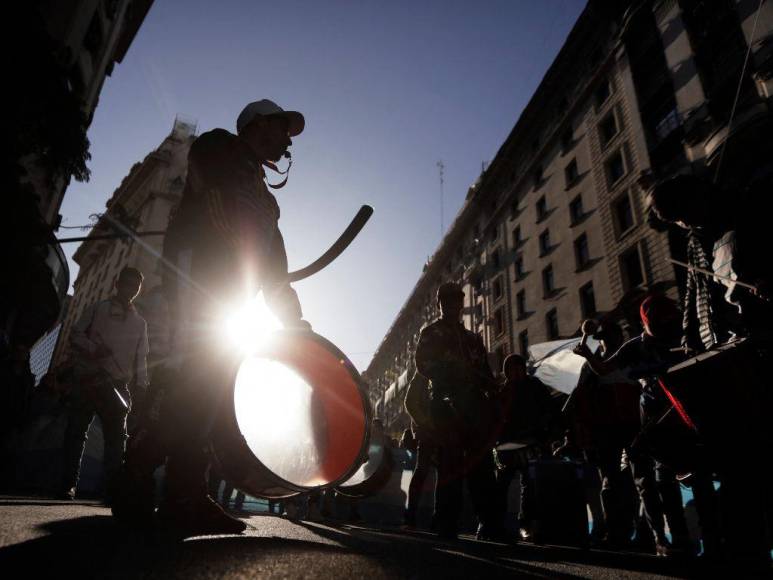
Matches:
[279,111,304,137]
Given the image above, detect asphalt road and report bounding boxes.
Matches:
[0,497,699,579]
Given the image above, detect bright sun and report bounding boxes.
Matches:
[223,293,282,354]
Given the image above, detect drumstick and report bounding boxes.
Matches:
[669,259,757,291]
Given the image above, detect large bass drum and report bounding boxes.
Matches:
[334,418,393,498]
[211,329,371,498]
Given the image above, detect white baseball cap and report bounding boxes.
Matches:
[236,99,305,136]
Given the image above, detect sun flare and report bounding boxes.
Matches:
[223,294,282,354]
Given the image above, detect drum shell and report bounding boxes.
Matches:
[663,340,773,450]
[211,330,371,498]
[335,422,394,498]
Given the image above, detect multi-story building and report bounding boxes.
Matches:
[365,0,773,438]
[3,1,154,381]
[25,0,156,226]
[53,117,196,366]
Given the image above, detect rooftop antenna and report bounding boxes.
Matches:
[436,160,445,239]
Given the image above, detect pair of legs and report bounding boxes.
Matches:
[630,454,691,551]
[61,376,129,499]
[405,438,436,527]
[114,351,246,534]
[494,462,532,533]
[434,440,497,537]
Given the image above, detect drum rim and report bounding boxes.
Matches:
[217,328,373,494]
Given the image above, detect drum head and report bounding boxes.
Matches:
[227,330,369,492]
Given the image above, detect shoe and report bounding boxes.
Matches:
[655,538,685,558]
[476,523,512,543]
[158,494,247,537]
[56,487,76,501]
[519,527,533,542]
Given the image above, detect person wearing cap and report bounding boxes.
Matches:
[112,99,310,536]
[415,282,499,540]
[573,296,713,557]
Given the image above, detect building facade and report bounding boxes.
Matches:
[53,117,196,366]
[27,0,156,226]
[365,0,773,438]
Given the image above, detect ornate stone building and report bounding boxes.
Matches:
[53,117,196,365]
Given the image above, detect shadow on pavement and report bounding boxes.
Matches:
[295,519,696,579]
[0,509,698,579]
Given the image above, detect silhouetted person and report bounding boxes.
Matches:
[60,267,148,501]
[114,99,310,536]
[415,282,498,540]
[494,354,561,541]
[563,322,640,548]
[648,175,772,340]
[575,296,694,557]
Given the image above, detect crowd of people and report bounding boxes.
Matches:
[2,95,770,573]
[402,174,772,570]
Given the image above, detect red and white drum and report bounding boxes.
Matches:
[211,330,371,498]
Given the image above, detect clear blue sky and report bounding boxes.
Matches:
[60,0,586,371]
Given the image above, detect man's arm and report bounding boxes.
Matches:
[135,319,150,389]
[70,302,102,357]
[263,230,308,328]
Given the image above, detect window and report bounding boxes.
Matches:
[620,245,645,291]
[533,164,543,188]
[539,229,551,255]
[561,128,574,153]
[600,111,619,146]
[494,344,508,373]
[545,309,560,340]
[514,254,525,280]
[492,277,504,301]
[516,289,526,318]
[488,225,499,243]
[613,191,635,236]
[513,226,522,247]
[595,78,611,107]
[491,248,502,269]
[510,200,521,218]
[518,330,529,356]
[542,264,555,295]
[536,196,548,221]
[569,195,584,224]
[564,159,579,187]
[579,282,597,318]
[494,308,506,336]
[655,108,680,141]
[84,12,104,55]
[574,233,590,269]
[606,150,626,186]
[472,223,480,240]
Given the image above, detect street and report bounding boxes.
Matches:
[0,497,696,579]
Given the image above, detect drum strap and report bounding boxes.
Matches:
[657,379,697,432]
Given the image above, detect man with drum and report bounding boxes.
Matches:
[113,99,311,536]
[573,296,709,557]
[415,282,499,540]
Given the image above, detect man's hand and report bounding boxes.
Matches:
[572,343,593,360]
